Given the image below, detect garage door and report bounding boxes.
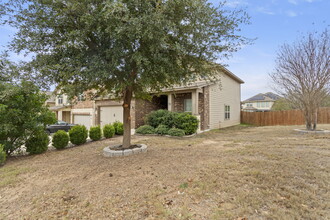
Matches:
[73,114,92,130]
[100,106,123,127]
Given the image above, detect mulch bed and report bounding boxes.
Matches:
[109,144,142,151]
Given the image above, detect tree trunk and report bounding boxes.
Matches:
[122,86,133,149]
[305,110,312,130]
[313,111,318,130]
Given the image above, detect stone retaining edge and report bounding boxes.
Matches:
[103,144,147,157]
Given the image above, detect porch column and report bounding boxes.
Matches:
[58,110,63,121]
[192,90,201,132]
[167,93,173,111]
[191,90,199,115]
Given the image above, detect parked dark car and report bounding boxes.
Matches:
[46,120,76,134]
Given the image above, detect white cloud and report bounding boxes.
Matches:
[288,0,298,4]
[225,0,248,8]
[286,10,298,17]
[288,0,319,4]
[256,7,275,15]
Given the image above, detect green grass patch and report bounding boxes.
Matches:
[0,166,31,188]
[179,182,188,189]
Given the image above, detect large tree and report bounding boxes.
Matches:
[6,0,251,148]
[0,56,56,155]
[271,30,330,130]
[0,80,56,155]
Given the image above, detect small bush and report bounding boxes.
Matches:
[52,130,69,150]
[167,128,185,137]
[155,124,169,135]
[69,125,88,145]
[0,144,6,165]
[145,109,176,128]
[136,125,155,134]
[103,124,115,138]
[174,113,198,135]
[89,126,102,141]
[26,131,49,154]
[113,121,124,135]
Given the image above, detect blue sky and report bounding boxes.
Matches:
[210,0,330,99]
[0,0,329,100]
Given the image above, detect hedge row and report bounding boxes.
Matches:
[0,144,6,166]
[52,121,123,150]
[0,121,124,166]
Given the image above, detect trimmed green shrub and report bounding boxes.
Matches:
[52,130,69,150]
[167,128,185,137]
[69,125,88,145]
[113,121,124,135]
[155,124,169,135]
[0,144,6,165]
[89,126,102,141]
[103,124,115,138]
[26,131,49,154]
[174,112,198,135]
[136,125,155,134]
[144,109,176,128]
[144,110,198,135]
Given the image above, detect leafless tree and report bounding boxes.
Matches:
[271,29,330,130]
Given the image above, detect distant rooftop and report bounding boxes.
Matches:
[45,91,56,103]
[243,92,281,102]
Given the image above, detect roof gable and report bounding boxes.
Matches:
[243,92,281,102]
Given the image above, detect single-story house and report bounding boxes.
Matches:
[49,67,244,132]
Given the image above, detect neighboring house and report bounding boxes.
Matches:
[45,91,56,107]
[71,96,94,130]
[48,67,244,131]
[49,93,72,124]
[242,92,281,112]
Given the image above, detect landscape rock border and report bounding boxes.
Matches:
[294,128,330,134]
[103,144,147,157]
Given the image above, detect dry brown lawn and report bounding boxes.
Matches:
[0,125,329,220]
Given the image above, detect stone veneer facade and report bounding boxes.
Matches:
[199,87,210,130]
[173,93,192,112]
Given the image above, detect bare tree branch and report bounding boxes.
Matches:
[270,29,330,130]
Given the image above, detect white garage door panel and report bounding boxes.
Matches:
[100,106,123,127]
[74,115,92,130]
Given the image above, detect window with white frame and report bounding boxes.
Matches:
[184,99,192,112]
[225,105,230,120]
[57,95,63,104]
[77,94,84,102]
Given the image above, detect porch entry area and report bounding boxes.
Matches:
[136,89,208,131]
[167,89,207,131]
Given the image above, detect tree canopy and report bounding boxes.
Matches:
[0,80,56,155]
[271,98,294,111]
[5,0,252,147]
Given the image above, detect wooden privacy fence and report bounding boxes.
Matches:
[241,107,330,126]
